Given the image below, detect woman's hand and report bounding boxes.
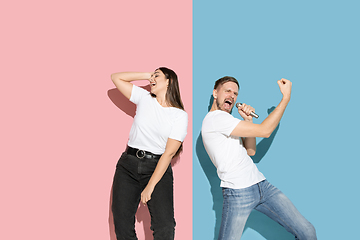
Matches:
[141,185,155,205]
[111,72,153,100]
[140,139,182,205]
[148,71,155,85]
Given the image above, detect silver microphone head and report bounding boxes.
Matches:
[235,103,241,108]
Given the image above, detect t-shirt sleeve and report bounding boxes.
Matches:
[169,111,188,142]
[212,112,241,137]
[129,85,149,105]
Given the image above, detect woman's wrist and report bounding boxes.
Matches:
[144,72,153,80]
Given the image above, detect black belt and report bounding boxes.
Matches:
[126,146,162,160]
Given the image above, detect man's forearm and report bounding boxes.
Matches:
[260,96,290,138]
[242,136,256,156]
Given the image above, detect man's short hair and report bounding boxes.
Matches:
[214,76,240,90]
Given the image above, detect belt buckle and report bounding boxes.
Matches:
[136,149,145,159]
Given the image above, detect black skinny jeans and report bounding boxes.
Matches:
[112,152,176,240]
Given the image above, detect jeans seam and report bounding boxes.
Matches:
[261,203,300,239]
[220,189,229,240]
[257,182,262,201]
[137,161,141,174]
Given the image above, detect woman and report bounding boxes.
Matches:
[110,67,188,240]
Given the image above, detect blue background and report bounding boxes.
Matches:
[193,0,360,239]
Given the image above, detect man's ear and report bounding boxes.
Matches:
[213,89,217,99]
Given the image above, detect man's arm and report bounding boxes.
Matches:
[238,106,257,156]
[242,136,256,156]
[231,79,292,138]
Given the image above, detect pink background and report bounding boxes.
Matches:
[0,0,192,239]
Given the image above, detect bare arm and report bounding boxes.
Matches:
[110,72,153,99]
[140,138,182,205]
[241,117,257,156]
[241,136,256,156]
[231,78,292,138]
[237,104,257,155]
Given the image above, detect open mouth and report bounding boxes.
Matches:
[224,99,233,109]
[150,82,156,87]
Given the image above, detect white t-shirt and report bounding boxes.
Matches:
[201,110,265,189]
[127,85,188,155]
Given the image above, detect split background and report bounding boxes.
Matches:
[193,1,360,240]
[1,0,359,240]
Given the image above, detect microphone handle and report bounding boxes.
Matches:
[235,103,259,119]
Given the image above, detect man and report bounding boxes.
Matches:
[201,76,316,240]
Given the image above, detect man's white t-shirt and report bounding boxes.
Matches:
[127,85,188,155]
[201,110,265,189]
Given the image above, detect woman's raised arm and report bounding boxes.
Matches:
[111,72,153,99]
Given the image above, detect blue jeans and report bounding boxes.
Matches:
[112,152,175,240]
[218,180,316,240]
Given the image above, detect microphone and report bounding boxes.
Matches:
[235,103,259,119]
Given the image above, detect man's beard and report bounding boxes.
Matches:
[216,98,232,113]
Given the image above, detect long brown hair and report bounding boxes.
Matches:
[155,67,185,158]
[158,67,184,110]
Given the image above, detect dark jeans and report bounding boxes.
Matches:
[112,152,176,240]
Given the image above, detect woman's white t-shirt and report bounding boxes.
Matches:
[127,85,188,155]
